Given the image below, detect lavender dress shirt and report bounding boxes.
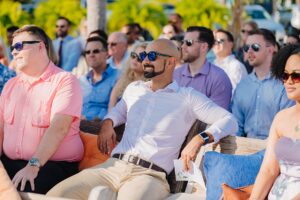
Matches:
[173,61,232,110]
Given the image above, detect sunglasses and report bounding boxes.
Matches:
[139,51,171,62]
[282,71,300,83]
[215,39,226,45]
[11,41,41,52]
[243,44,261,53]
[84,49,105,55]
[130,52,142,63]
[241,29,251,34]
[182,39,203,47]
[108,42,118,47]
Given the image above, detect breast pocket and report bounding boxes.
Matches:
[31,101,50,128]
[3,100,15,125]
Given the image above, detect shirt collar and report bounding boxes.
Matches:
[86,64,113,83]
[249,70,271,82]
[182,60,210,77]
[144,81,179,93]
[19,61,57,84]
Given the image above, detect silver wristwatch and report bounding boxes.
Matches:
[199,132,210,145]
[28,157,41,168]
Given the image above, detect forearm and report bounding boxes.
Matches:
[0,128,3,157]
[250,169,278,200]
[32,116,72,166]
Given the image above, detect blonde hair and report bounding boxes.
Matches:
[114,42,148,99]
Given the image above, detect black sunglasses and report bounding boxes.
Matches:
[84,49,105,55]
[182,39,203,47]
[282,71,300,83]
[139,51,171,62]
[130,52,142,63]
[243,44,261,53]
[11,41,41,52]
[56,25,66,28]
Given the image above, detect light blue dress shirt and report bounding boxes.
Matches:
[231,71,295,139]
[79,65,118,120]
[53,35,81,72]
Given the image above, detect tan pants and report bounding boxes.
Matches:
[47,158,170,200]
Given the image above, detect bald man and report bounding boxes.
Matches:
[107,32,129,72]
[47,39,238,200]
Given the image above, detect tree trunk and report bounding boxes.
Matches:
[229,0,243,50]
[87,0,106,34]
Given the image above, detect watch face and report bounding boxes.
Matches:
[29,158,40,167]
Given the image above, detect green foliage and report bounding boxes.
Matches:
[175,0,231,30]
[34,0,86,39]
[0,0,32,44]
[107,0,167,39]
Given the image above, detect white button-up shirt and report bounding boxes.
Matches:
[105,81,238,173]
[214,54,248,92]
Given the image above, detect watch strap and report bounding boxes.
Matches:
[199,132,210,145]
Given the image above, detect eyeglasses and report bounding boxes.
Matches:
[243,44,261,53]
[215,39,226,45]
[130,52,142,62]
[282,71,300,83]
[108,42,118,47]
[182,39,203,47]
[11,41,41,52]
[241,29,251,34]
[84,49,105,55]
[139,51,171,62]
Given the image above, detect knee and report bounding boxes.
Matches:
[88,186,116,200]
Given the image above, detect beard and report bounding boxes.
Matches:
[182,52,198,63]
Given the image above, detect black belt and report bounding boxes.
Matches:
[112,153,166,174]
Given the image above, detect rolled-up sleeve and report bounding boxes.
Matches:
[189,89,238,143]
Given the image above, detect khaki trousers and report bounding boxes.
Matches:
[47,158,170,200]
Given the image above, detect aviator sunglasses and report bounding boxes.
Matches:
[11,41,41,52]
[139,51,171,62]
[282,71,300,83]
[130,52,142,63]
[243,43,261,53]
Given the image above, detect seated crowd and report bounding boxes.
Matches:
[0,13,300,200]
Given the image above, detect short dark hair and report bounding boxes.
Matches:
[86,36,108,51]
[89,29,108,41]
[57,16,71,26]
[271,44,300,80]
[169,13,183,21]
[216,29,234,43]
[6,26,19,33]
[186,26,214,49]
[249,28,276,46]
[124,23,142,34]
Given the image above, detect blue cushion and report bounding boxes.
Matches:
[203,150,265,200]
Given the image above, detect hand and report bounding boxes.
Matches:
[292,193,300,200]
[97,119,116,155]
[12,164,39,191]
[180,135,203,171]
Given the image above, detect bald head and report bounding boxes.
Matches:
[147,39,180,60]
[108,32,128,43]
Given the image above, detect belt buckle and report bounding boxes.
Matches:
[128,155,138,164]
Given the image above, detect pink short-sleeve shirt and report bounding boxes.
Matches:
[0,62,84,161]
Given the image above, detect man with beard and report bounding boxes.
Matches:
[231,29,294,139]
[53,17,80,71]
[47,39,238,200]
[173,26,232,110]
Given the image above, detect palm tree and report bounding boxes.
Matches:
[87,0,106,33]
